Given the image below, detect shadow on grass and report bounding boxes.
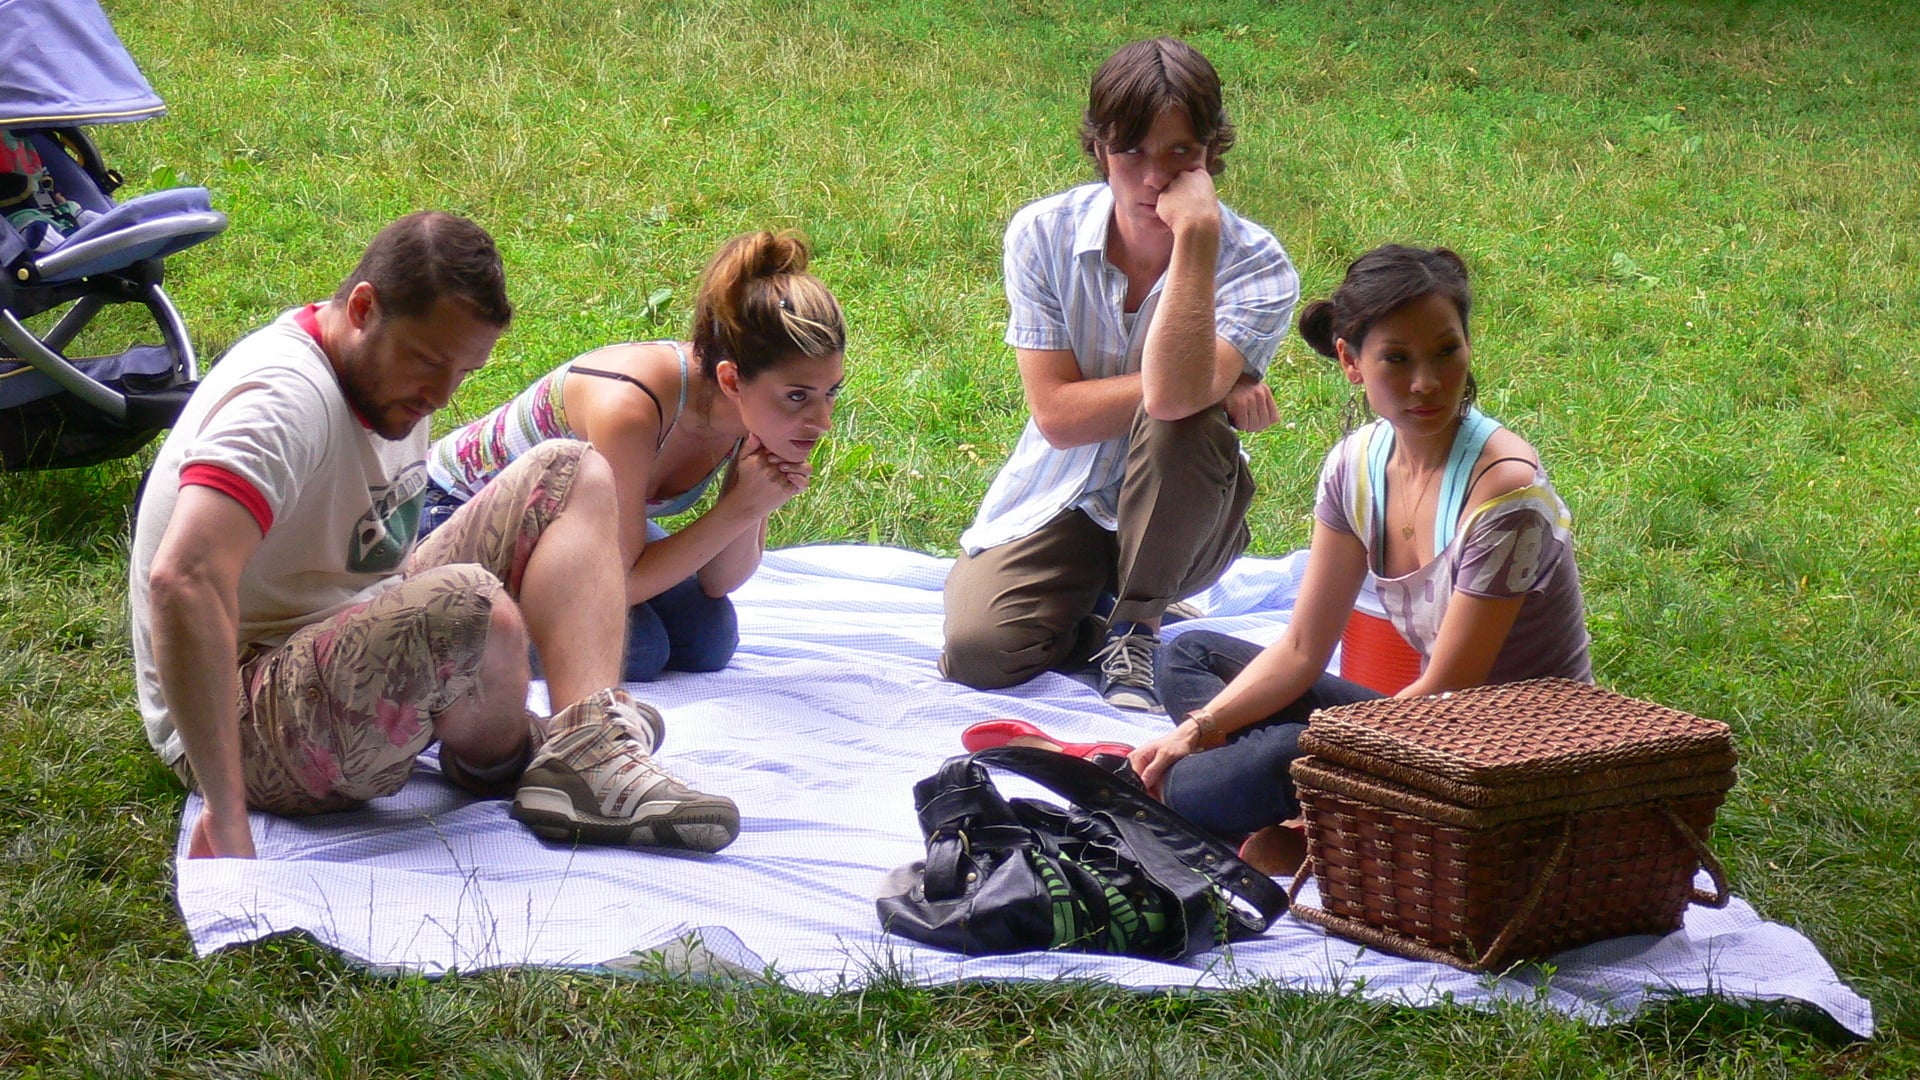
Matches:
[0,454,149,554]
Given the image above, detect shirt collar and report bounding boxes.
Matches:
[1071,183,1115,262]
[292,302,374,430]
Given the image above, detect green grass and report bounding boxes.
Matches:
[3,0,1916,1073]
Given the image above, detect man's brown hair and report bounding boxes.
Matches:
[333,211,513,327]
[1080,37,1236,178]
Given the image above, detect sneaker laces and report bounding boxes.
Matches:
[545,717,683,814]
[603,696,664,755]
[1093,629,1156,691]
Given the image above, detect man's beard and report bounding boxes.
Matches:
[338,361,421,442]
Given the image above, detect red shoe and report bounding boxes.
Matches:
[961,718,1134,760]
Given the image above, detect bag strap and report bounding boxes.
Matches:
[912,755,1027,901]
[966,747,1288,950]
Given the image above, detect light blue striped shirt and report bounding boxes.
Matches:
[960,182,1299,554]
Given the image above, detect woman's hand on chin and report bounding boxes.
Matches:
[725,438,805,517]
[741,434,815,494]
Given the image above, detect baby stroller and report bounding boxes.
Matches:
[0,0,226,471]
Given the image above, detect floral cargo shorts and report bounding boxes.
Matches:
[174,440,587,815]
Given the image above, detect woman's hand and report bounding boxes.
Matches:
[1128,720,1206,798]
[724,436,811,518]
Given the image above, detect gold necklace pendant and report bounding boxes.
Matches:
[1396,461,1440,547]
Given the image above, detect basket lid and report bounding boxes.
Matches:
[1299,678,1737,807]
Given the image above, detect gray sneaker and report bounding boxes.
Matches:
[1092,627,1161,713]
[510,689,739,853]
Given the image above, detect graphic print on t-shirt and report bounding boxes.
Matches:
[348,462,428,573]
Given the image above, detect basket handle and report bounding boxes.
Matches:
[1287,844,1553,972]
[1289,803,1730,969]
[1285,854,1314,905]
[1473,814,1575,970]
[1661,804,1731,908]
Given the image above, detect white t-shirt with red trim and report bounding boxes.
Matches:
[129,305,429,765]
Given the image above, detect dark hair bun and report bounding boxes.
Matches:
[1296,244,1474,362]
[1297,299,1339,359]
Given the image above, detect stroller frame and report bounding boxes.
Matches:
[1,0,227,470]
[1,127,216,427]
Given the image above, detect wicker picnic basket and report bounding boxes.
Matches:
[1285,678,1738,971]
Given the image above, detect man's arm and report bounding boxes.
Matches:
[1139,169,1244,420]
[1016,348,1144,450]
[1004,201,1148,450]
[147,485,265,859]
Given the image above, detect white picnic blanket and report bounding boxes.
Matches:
[175,545,1873,1036]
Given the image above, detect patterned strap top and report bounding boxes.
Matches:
[428,342,723,518]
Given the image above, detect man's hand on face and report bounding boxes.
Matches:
[1154,167,1222,237]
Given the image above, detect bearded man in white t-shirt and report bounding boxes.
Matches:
[131,211,738,859]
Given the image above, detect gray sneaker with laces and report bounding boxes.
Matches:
[1092,626,1162,713]
[510,689,739,852]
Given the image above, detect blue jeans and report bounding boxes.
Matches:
[423,484,738,683]
[623,520,739,681]
[622,573,738,682]
[419,482,465,538]
[1154,630,1381,838]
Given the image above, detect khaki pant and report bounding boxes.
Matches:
[173,440,587,814]
[941,405,1253,689]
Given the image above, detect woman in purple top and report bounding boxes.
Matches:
[1130,244,1592,873]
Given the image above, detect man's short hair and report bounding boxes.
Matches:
[333,211,513,327]
[1080,37,1236,178]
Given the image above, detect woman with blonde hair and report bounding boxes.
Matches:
[424,230,846,681]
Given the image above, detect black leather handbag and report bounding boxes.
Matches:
[875,746,1288,958]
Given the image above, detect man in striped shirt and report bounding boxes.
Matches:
[942,38,1299,711]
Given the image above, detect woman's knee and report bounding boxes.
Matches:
[622,602,671,683]
[671,597,738,672]
[1157,629,1239,692]
[625,591,740,677]
[1161,629,1223,671]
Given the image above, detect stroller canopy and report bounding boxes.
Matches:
[0,0,164,127]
